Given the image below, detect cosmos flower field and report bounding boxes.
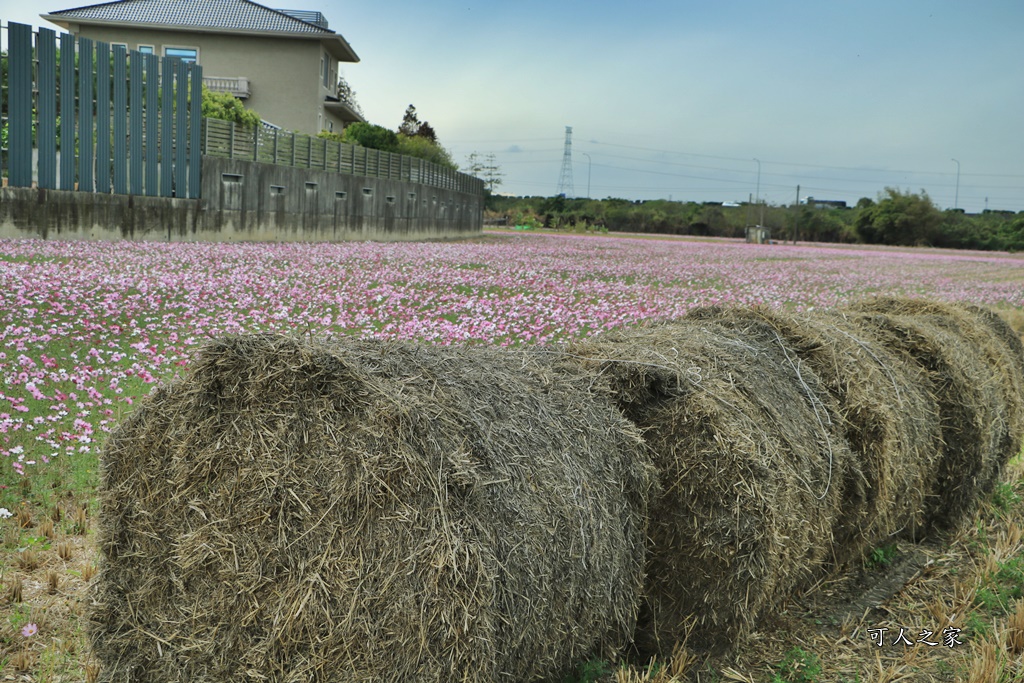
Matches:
[1,232,1023,497]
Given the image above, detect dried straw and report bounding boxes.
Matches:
[90,334,656,682]
[847,297,1024,527]
[685,305,941,559]
[570,318,849,656]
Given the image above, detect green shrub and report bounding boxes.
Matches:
[395,134,457,170]
[340,122,398,152]
[201,87,260,128]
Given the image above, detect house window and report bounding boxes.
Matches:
[110,42,128,51]
[164,46,198,63]
[322,53,330,87]
[137,45,154,54]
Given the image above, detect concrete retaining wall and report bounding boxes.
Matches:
[0,156,483,242]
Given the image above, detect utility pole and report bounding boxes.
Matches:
[794,184,800,244]
[951,158,960,210]
[753,158,761,224]
[581,152,592,199]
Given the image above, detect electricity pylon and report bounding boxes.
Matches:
[556,126,574,198]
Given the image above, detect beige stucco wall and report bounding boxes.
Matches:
[67,25,339,135]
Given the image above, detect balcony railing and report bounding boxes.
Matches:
[203,76,250,99]
[276,9,329,29]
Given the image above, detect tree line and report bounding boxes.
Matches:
[317,104,459,171]
[486,188,1024,252]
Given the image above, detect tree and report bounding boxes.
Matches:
[338,120,457,169]
[398,104,421,136]
[396,134,457,170]
[790,205,851,242]
[398,104,438,142]
[464,152,505,193]
[340,122,398,152]
[854,187,943,246]
[415,121,438,144]
[201,87,261,128]
[1001,216,1024,252]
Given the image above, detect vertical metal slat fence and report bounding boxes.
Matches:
[2,20,202,198]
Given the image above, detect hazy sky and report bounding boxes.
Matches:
[10,1,1024,211]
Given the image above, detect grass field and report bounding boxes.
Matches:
[2,231,1023,682]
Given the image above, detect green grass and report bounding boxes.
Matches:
[964,612,992,638]
[990,481,1022,514]
[556,657,612,683]
[864,542,899,570]
[770,647,822,683]
[975,556,1024,614]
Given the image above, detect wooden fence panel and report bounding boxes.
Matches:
[196,111,482,198]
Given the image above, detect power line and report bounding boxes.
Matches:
[586,140,1024,180]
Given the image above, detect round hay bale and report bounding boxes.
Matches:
[844,298,1015,527]
[684,305,941,562]
[966,303,1024,458]
[853,298,1024,442]
[90,334,656,683]
[570,319,849,656]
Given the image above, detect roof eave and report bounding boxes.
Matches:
[325,35,359,63]
[39,14,359,62]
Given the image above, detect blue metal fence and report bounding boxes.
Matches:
[1,20,202,198]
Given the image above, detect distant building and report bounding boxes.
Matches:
[803,197,848,209]
[42,0,363,135]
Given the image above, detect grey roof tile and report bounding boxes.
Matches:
[45,0,335,35]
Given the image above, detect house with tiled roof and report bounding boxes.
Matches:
[41,0,363,135]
